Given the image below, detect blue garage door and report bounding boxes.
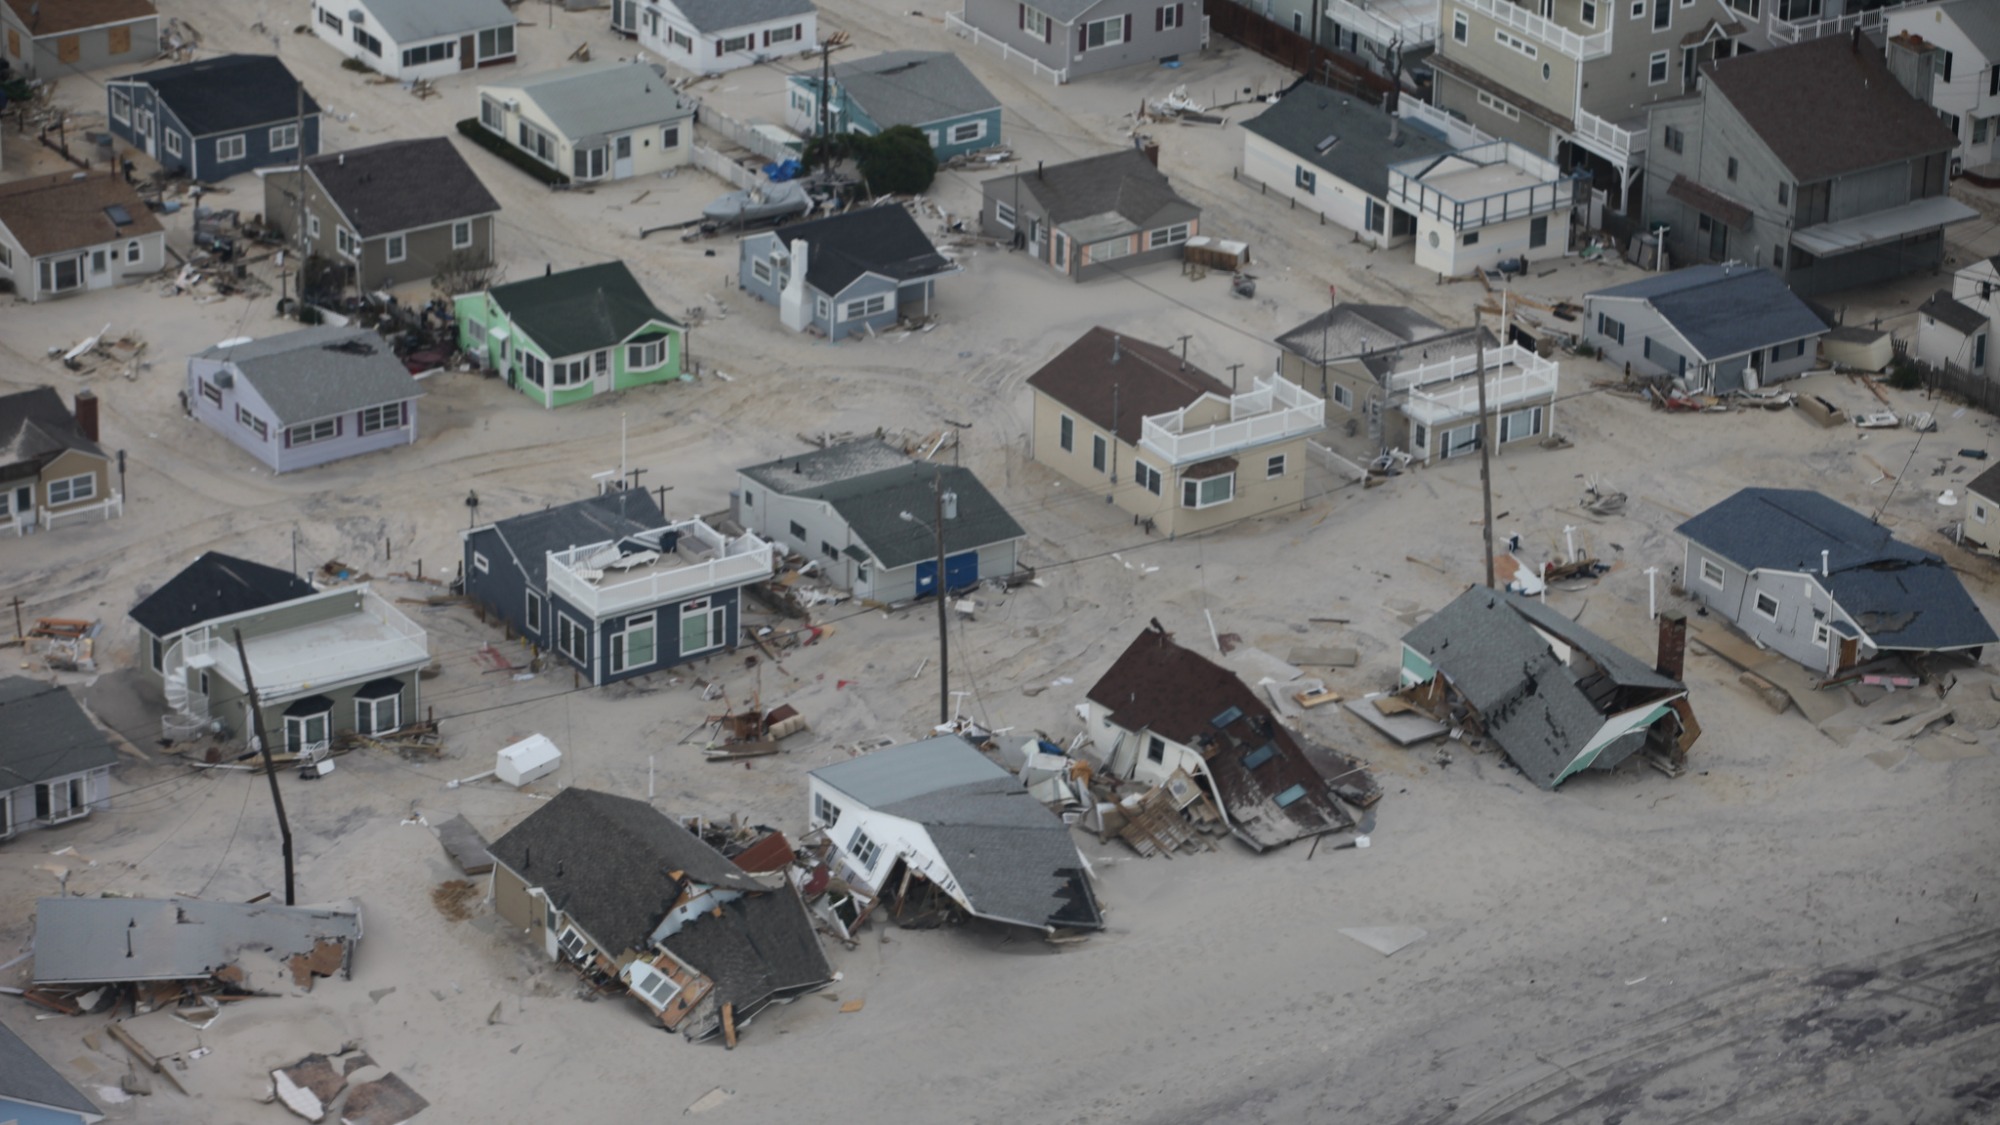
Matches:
[915,552,980,596]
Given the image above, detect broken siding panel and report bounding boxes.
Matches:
[1400,644,1433,685]
[1552,700,1674,785]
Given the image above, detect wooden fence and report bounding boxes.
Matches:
[1206,2,1394,102]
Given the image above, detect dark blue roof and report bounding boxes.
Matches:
[1677,488,1996,652]
[1589,266,1827,361]
[120,54,317,137]
[487,490,665,590]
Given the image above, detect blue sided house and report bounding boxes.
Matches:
[785,50,1001,162]
[463,490,777,686]
[737,203,959,341]
[0,1017,102,1124]
[105,54,320,182]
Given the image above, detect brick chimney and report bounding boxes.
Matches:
[1656,609,1687,682]
[73,389,99,443]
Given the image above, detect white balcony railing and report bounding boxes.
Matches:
[1325,0,1440,49]
[1390,344,1559,425]
[1458,0,1610,60]
[1139,375,1326,465]
[201,588,430,701]
[1398,99,1496,149]
[1571,107,1645,164]
[547,519,776,619]
[1387,141,1574,232]
[1767,0,1921,45]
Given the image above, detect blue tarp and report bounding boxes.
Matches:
[763,158,803,182]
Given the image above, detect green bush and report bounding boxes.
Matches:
[857,125,938,196]
[1887,358,1923,390]
[455,118,571,186]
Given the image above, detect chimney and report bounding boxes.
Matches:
[73,389,99,443]
[1852,25,1861,53]
[1656,609,1688,682]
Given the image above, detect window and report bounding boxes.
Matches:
[356,691,400,735]
[1753,590,1779,620]
[848,827,882,872]
[1631,0,1645,17]
[1274,783,1308,807]
[480,96,504,132]
[1794,181,1830,226]
[477,25,514,59]
[821,541,838,561]
[1182,473,1234,509]
[165,129,183,158]
[843,294,889,321]
[634,966,682,1009]
[1648,51,1668,84]
[1441,423,1480,458]
[752,258,773,284]
[1295,165,1317,193]
[949,120,986,145]
[1662,124,1684,154]
[446,221,471,252]
[47,473,95,505]
[1941,49,1954,83]
[352,27,382,56]
[815,296,832,320]
[1581,0,1597,23]
[1453,11,1467,42]
[521,353,547,386]
[35,777,89,823]
[557,612,589,662]
[1059,414,1074,451]
[1772,244,1786,269]
[1530,215,1548,249]
[1135,460,1162,495]
[769,23,798,43]
[1091,434,1108,472]
[40,257,81,293]
[1653,0,1669,29]
[1542,62,1551,81]
[318,6,342,32]
[788,520,806,539]
[1499,406,1543,443]
[612,612,656,673]
[1146,735,1167,764]
[1331,382,1353,409]
[668,27,692,51]
[556,927,590,963]
[627,339,667,369]
[1495,29,1538,58]
[1084,15,1125,47]
[1477,90,1521,121]
[518,120,556,164]
[150,634,163,672]
[1411,423,1428,450]
[1777,182,1789,206]
[1726,156,1738,181]
[289,418,337,445]
[1265,454,1286,479]
[308,213,321,239]
[385,234,406,263]
[1463,231,1480,246]
[551,359,588,387]
[110,88,130,123]
[1597,313,1626,345]
[200,379,223,406]
[472,551,490,574]
[1152,222,1191,247]
[1026,5,1052,38]
[995,200,1017,229]
[359,402,402,434]
[681,597,728,655]
[526,591,543,633]
[661,125,680,149]
[336,227,356,257]
[814,792,842,828]
[284,709,331,755]
[1811,621,1831,647]
[1090,236,1133,262]
[126,240,143,263]
[401,40,454,67]
[237,405,268,439]
[1160,3,1183,28]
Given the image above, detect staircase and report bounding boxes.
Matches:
[159,631,214,742]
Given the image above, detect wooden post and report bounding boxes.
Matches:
[721,1002,738,1048]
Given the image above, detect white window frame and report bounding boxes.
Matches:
[164,129,184,158]
[307,213,321,240]
[480,96,504,132]
[1084,15,1125,48]
[289,418,337,445]
[1699,557,1724,589]
[557,612,589,662]
[385,234,406,263]
[283,709,332,756]
[236,404,269,439]
[125,240,142,264]
[336,227,356,258]
[612,612,656,673]
[1452,11,1468,42]
[472,551,491,574]
[110,88,131,123]
[843,294,889,321]
[452,220,473,249]
[1181,473,1234,509]
[1648,50,1669,85]
[35,775,90,824]
[318,6,342,32]
[551,358,588,388]
[1753,590,1779,620]
[814,792,842,828]
[269,123,299,151]
[1499,406,1544,443]
[1265,453,1286,479]
[1477,90,1521,121]
[47,473,96,506]
[626,338,667,370]
[994,200,1016,229]
[948,119,985,145]
[525,590,543,633]
[1026,6,1051,37]
[1494,29,1538,58]
[1134,459,1162,495]
[358,403,401,434]
[1059,413,1075,452]
[355,691,400,735]
[1161,3,1184,28]
[720,33,753,52]
[1295,165,1317,192]
[847,826,882,872]
[769,23,798,43]
[1811,621,1831,647]
[1331,382,1353,409]
[752,258,773,284]
[680,596,728,656]
[1153,222,1191,246]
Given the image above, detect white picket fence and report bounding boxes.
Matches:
[693,102,796,162]
[689,142,759,190]
[944,12,1067,85]
[1307,440,1369,484]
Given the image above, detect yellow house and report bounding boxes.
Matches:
[0,387,119,535]
[1026,327,1325,537]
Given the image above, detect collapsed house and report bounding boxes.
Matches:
[807,735,1104,937]
[1398,589,1699,789]
[32,897,362,996]
[1082,620,1373,852]
[486,788,831,1043]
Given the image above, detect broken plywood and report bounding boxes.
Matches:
[1344,697,1449,746]
[433,815,493,876]
[340,1072,430,1125]
[273,1054,346,1122]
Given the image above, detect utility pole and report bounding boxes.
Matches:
[1474,308,1496,590]
[932,472,950,727]
[818,39,832,144]
[291,79,308,318]
[1320,284,1335,399]
[234,629,296,906]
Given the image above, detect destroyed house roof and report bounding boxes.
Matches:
[128,551,316,640]
[118,54,318,137]
[658,886,832,1037]
[355,0,513,45]
[739,438,911,495]
[484,261,680,360]
[0,387,102,478]
[834,51,999,129]
[31,897,361,985]
[792,462,1024,572]
[994,148,1199,231]
[200,326,423,425]
[1027,326,1232,445]
[499,63,693,144]
[482,488,665,591]
[770,204,955,295]
[1240,81,1452,202]
[663,0,815,33]
[1587,266,1827,362]
[1702,35,1957,183]
[0,1020,101,1121]
[487,788,767,957]
[1087,624,1357,851]
[1919,289,1988,337]
[0,171,163,259]
[813,734,1006,805]
[1402,589,1682,789]
[1677,488,1998,651]
[2,0,153,36]
[0,677,118,792]
[305,138,499,240]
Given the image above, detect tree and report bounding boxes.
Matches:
[856,125,938,196]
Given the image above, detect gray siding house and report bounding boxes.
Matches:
[1,0,156,79]
[1642,35,1972,297]
[0,677,117,842]
[980,147,1201,281]
[263,137,500,292]
[1677,488,1996,675]
[734,441,1026,603]
[959,0,1203,80]
[738,204,959,341]
[129,552,316,686]
[1584,264,1828,393]
[187,327,423,473]
[106,54,321,182]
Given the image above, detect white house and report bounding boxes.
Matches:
[0,678,117,843]
[1916,256,2000,378]
[1238,81,1450,251]
[0,171,164,302]
[476,62,694,183]
[1387,140,1573,276]
[1885,1,2000,172]
[616,0,816,76]
[310,0,516,81]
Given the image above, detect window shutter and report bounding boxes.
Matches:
[400,400,408,425]
[716,38,724,57]
[283,427,292,448]
[1079,24,1087,50]
[1123,13,1132,40]
[1176,3,1184,27]
[1044,17,1052,42]
[1019,3,1025,28]
[1992,64,1999,97]
[1156,6,1163,31]
[336,416,344,436]
[794,22,802,37]
[762,29,769,46]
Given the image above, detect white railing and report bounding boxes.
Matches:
[691,100,796,162]
[1458,0,1610,59]
[1139,376,1326,465]
[1767,0,1920,45]
[1325,0,1439,48]
[688,142,759,190]
[1398,99,1495,149]
[547,521,776,618]
[204,589,430,700]
[946,11,1068,85]
[1394,347,1559,425]
[1387,140,1574,231]
[1572,107,1644,164]
[1389,342,1552,393]
[38,492,123,531]
[1307,439,1370,484]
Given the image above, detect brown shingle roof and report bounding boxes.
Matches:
[3,0,155,36]
[0,171,161,258]
[1666,173,1752,229]
[1702,35,1957,183]
[1025,326,1230,445]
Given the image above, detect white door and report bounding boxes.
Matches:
[87,248,111,290]
[592,349,611,394]
[614,134,633,178]
[134,105,155,156]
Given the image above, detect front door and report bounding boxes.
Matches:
[88,248,111,289]
[460,34,475,69]
[134,104,154,155]
[614,135,633,178]
[944,550,979,592]
[592,349,611,394]
[915,559,938,598]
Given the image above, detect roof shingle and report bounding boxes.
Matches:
[484,261,679,360]
[306,138,499,240]
[128,551,316,639]
[0,171,162,258]
[118,54,317,137]
[1026,326,1230,444]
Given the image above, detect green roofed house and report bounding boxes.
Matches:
[455,261,685,408]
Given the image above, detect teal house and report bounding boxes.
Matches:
[785,51,1002,163]
[455,261,685,408]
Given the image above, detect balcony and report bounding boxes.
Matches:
[1571,107,1646,165]
[1325,0,1440,49]
[1457,0,1610,60]
[547,518,776,619]
[1389,343,1559,425]
[197,587,430,703]
[1387,140,1574,232]
[1767,0,1921,45]
[1138,376,1325,465]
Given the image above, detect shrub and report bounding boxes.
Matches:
[1887,359,1923,390]
[856,125,938,196]
[455,118,571,186]
[340,57,374,74]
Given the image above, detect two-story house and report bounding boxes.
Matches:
[263,137,500,292]
[955,0,1204,81]
[1239,80,1452,250]
[1642,34,1970,295]
[1026,327,1325,536]
[0,387,119,535]
[1885,0,2000,173]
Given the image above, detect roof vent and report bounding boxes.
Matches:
[1314,134,1339,154]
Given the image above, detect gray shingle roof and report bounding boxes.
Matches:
[740,438,911,495]
[119,54,318,137]
[484,261,679,360]
[0,1018,101,1120]
[358,0,513,45]
[988,148,1199,232]
[500,63,692,144]
[128,551,316,638]
[0,387,102,483]
[656,886,832,1037]
[1240,81,1452,202]
[1402,589,1682,789]
[1967,462,2000,504]
[0,677,119,792]
[1588,266,1828,362]
[834,51,999,129]
[795,461,1024,571]
[1935,0,2000,56]
[1275,303,1450,366]
[1677,488,1998,652]
[771,204,955,295]
[32,897,361,985]
[485,489,665,590]
[199,326,423,426]
[663,0,815,33]
[1919,289,1988,337]
[306,137,499,239]
[814,734,1009,805]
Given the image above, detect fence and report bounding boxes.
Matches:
[689,142,759,190]
[1307,440,1369,484]
[1899,346,2000,417]
[693,102,796,163]
[944,12,1067,85]
[1206,2,1391,100]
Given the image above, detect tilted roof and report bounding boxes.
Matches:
[662,0,815,33]
[1677,488,1998,652]
[1402,589,1683,789]
[120,54,317,136]
[485,261,679,360]
[0,387,102,480]
[1919,289,1988,337]
[740,438,911,495]
[1588,266,1828,361]
[355,0,513,44]
[1967,462,2000,505]
[834,51,999,129]
[1240,81,1451,201]
[32,897,361,985]
[989,148,1199,233]
[1027,326,1230,445]
[790,461,1024,571]
[2,0,152,36]
[305,138,499,239]
[0,1019,102,1120]
[656,886,832,1033]
[500,63,692,143]
[198,326,423,425]
[129,551,317,638]
[0,677,118,792]
[0,171,162,258]
[484,489,665,590]
[1703,35,1956,183]
[770,204,955,295]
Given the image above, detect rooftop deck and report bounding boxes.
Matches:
[1389,343,1559,425]
[1457,0,1610,60]
[1139,376,1326,465]
[546,518,775,618]
[1388,141,1574,232]
[190,587,429,703]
